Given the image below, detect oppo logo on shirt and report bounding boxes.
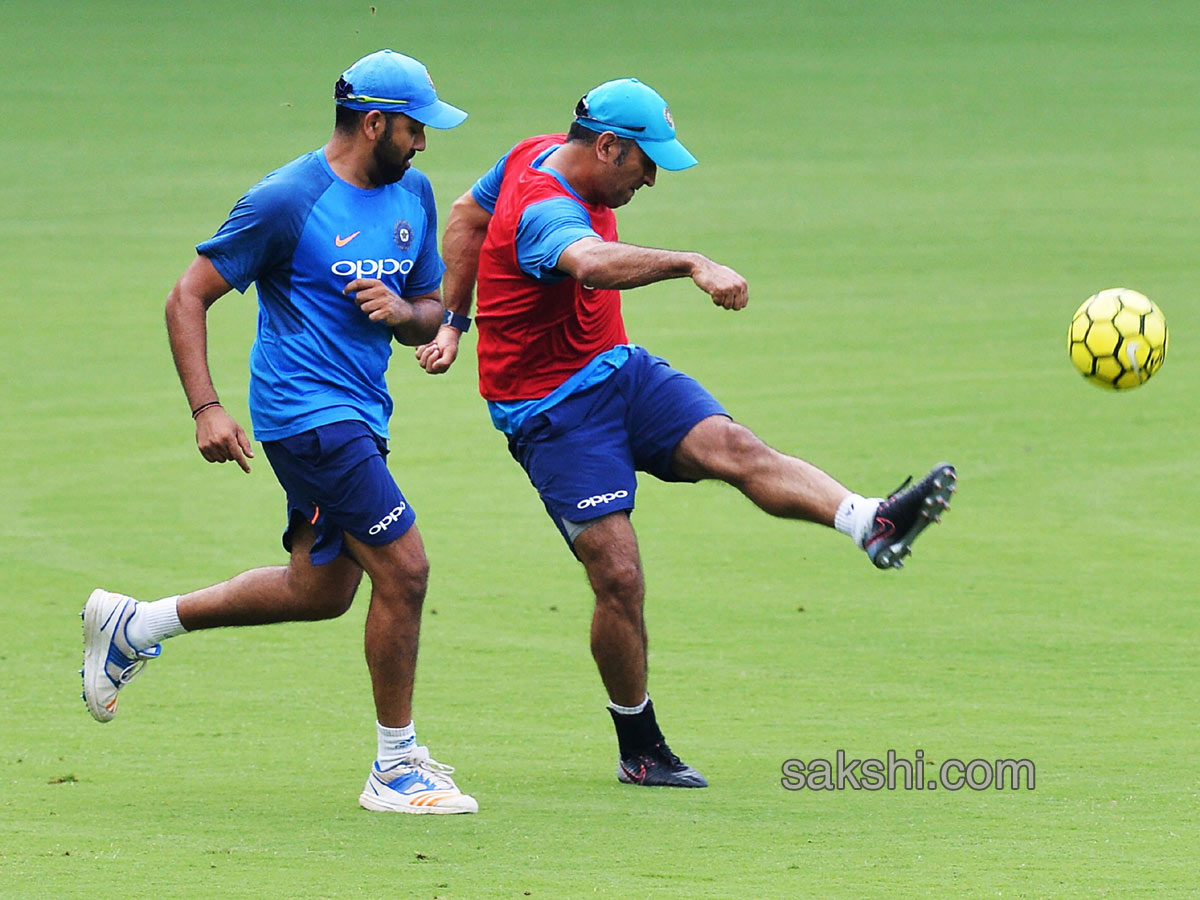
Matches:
[331,257,415,279]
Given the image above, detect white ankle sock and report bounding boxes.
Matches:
[834,494,882,549]
[607,694,650,715]
[126,596,186,650]
[377,721,418,768]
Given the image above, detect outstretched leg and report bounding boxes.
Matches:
[671,415,849,523]
[82,521,361,723]
[175,521,363,629]
[671,415,955,568]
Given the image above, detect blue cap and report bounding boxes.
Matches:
[334,50,467,129]
[573,78,696,171]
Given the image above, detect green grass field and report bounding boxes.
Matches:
[3,1,1198,896]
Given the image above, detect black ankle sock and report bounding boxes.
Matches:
[608,698,666,758]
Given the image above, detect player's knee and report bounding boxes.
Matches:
[591,560,645,610]
[317,585,358,620]
[283,566,362,624]
[291,574,361,621]
[373,554,430,609]
[723,421,769,462]
[699,420,770,480]
[404,557,430,604]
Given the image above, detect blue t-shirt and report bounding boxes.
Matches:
[197,149,444,442]
[471,144,628,434]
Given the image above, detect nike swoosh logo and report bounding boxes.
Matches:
[335,231,361,247]
[1124,339,1142,373]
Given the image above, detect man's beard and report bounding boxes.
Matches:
[372,128,413,185]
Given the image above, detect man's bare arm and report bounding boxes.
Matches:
[165,255,255,472]
[557,237,748,310]
[416,191,493,374]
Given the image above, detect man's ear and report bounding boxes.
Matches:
[594,130,621,163]
[363,110,387,141]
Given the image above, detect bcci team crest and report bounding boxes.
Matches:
[663,106,674,129]
[393,220,413,250]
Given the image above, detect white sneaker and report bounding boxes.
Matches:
[358,746,479,814]
[80,589,161,722]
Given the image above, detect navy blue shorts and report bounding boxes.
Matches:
[506,347,727,547]
[261,420,415,566]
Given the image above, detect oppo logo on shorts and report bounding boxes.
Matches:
[576,490,629,510]
[369,504,408,535]
[331,258,415,279]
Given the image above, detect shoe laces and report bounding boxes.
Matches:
[886,475,913,499]
[634,742,682,768]
[117,658,151,685]
[401,746,459,788]
[657,743,684,767]
[111,639,160,686]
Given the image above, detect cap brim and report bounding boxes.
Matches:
[636,137,697,171]
[406,99,468,129]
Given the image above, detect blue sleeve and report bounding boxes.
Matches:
[469,149,511,214]
[401,172,446,297]
[515,197,600,283]
[196,178,300,293]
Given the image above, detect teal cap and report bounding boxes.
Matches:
[573,78,696,170]
[334,49,467,129]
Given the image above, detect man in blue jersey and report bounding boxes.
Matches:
[80,50,477,814]
[418,78,957,788]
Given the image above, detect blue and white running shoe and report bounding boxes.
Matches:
[81,589,161,722]
[359,746,479,814]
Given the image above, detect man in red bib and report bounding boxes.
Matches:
[418,78,956,788]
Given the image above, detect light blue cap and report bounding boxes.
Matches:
[573,78,696,170]
[334,49,467,129]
